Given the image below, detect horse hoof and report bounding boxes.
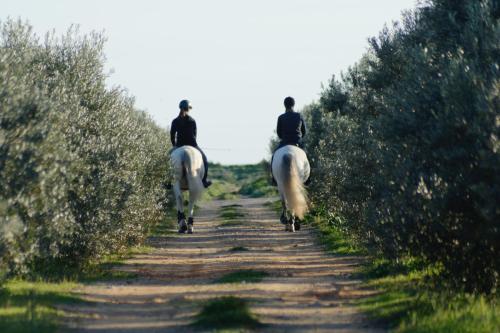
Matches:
[187,218,194,233]
[178,220,187,233]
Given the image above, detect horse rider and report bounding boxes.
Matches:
[271,96,309,185]
[170,99,212,188]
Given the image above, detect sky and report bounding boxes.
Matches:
[3,0,417,164]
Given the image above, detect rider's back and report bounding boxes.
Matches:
[277,111,305,145]
[171,115,198,147]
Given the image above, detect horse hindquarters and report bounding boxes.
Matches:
[183,150,204,221]
[281,153,307,221]
[171,146,204,234]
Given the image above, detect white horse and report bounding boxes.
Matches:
[271,145,310,232]
[170,146,205,234]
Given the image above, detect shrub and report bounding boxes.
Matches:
[0,19,171,280]
[302,0,499,293]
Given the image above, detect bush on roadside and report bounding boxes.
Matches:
[301,0,499,293]
[0,20,171,281]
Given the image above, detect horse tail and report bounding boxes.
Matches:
[183,149,204,202]
[281,153,308,219]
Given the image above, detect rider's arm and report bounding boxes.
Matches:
[277,116,283,139]
[301,116,306,137]
[170,119,177,146]
[193,120,197,139]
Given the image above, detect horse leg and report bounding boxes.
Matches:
[280,194,289,230]
[294,218,301,231]
[187,197,195,234]
[174,182,187,233]
[288,215,296,232]
[280,201,287,225]
[282,198,295,232]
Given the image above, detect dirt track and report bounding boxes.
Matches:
[65,197,383,333]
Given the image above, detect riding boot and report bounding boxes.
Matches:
[202,165,212,188]
[202,160,212,188]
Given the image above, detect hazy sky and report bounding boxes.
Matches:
[4,0,416,164]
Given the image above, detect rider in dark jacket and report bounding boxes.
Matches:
[271,96,309,185]
[276,97,306,148]
[170,100,211,188]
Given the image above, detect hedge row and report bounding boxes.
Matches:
[0,20,171,280]
[302,0,499,293]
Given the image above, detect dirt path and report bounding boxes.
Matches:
[65,197,383,333]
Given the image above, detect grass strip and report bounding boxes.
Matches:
[289,208,500,332]
[229,246,249,252]
[357,260,500,332]
[0,280,84,333]
[191,296,262,330]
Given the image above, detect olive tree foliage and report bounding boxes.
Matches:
[302,0,499,293]
[0,20,171,280]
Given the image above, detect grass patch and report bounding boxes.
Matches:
[220,210,245,220]
[0,241,153,332]
[191,296,262,330]
[357,260,500,332]
[81,245,153,282]
[301,210,500,332]
[205,162,277,200]
[268,201,361,255]
[302,214,361,255]
[238,176,277,198]
[229,246,249,252]
[219,205,245,226]
[203,180,239,201]
[0,280,84,333]
[81,261,138,283]
[149,215,176,236]
[215,270,269,284]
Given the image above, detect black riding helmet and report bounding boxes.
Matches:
[284,96,295,109]
[179,99,192,111]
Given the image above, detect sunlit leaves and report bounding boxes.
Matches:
[0,19,171,281]
[303,0,499,293]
